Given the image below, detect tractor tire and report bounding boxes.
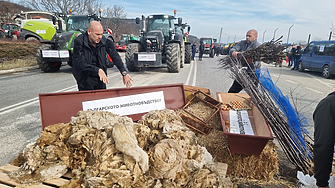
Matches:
[166,43,180,73]
[185,44,192,64]
[26,37,39,43]
[68,52,73,67]
[210,49,215,58]
[125,43,141,72]
[0,31,5,39]
[11,34,17,41]
[180,44,185,68]
[36,44,61,72]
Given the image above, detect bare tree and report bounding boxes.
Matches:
[101,5,127,40]
[19,0,103,14]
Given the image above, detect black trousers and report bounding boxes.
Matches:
[228,80,243,93]
[78,76,106,91]
[228,72,259,93]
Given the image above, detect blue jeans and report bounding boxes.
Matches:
[292,56,301,70]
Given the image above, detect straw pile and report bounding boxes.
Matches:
[9,110,233,187]
[195,113,279,181]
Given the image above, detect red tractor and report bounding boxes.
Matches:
[200,37,215,58]
[0,23,20,40]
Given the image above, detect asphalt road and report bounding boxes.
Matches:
[1,52,334,165]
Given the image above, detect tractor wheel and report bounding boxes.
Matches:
[26,37,39,43]
[210,49,215,58]
[36,44,61,72]
[0,31,5,39]
[11,34,18,41]
[125,43,141,72]
[166,43,180,73]
[185,44,192,64]
[68,52,73,67]
[180,43,185,68]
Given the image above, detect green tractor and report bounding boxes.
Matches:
[175,23,192,64]
[36,13,114,72]
[116,34,140,51]
[125,10,185,73]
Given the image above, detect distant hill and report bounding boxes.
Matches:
[0,1,32,22]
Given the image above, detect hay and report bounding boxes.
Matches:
[198,129,279,181]
[9,110,233,187]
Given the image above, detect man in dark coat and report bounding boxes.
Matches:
[191,42,197,61]
[291,45,302,70]
[228,29,261,93]
[313,91,335,188]
[72,21,133,91]
[198,42,204,61]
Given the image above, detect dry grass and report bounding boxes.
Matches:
[0,55,37,70]
[0,40,40,70]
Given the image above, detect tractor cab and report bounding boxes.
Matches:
[0,23,20,39]
[66,14,100,33]
[146,15,176,43]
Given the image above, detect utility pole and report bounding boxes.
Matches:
[273,28,278,40]
[329,31,332,40]
[262,30,267,43]
[307,34,311,44]
[287,24,294,44]
[219,27,223,44]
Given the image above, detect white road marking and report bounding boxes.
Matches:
[306,74,335,90]
[286,80,297,84]
[192,59,197,86]
[185,60,194,86]
[0,85,77,115]
[305,87,323,94]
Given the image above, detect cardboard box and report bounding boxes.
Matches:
[217,92,273,156]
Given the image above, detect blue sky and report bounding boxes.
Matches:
[102,0,335,44]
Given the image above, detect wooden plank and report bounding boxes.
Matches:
[0,171,28,188]
[61,171,73,179]
[43,177,69,187]
[0,184,14,188]
[215,162,228,178]
[0,164,19,173]
[0,168,54,188]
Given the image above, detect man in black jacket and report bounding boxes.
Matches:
[313,91,335,188]
[198,42,204,61]
[72,21,133,91]
[228,29,260,93]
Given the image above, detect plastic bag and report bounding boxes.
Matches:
[297,171,335,188]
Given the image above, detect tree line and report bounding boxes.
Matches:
[0,0,140,41]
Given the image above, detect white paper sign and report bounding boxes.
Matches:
[36,30,46,34]
[59,50,69,58]
[229,110,254,135]
[138,54,156,61]
[82,91,165,116]
[42,50,59,58]
[319,45,325,52]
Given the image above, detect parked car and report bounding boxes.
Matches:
[298,40,335,78]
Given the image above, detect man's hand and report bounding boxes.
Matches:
[232,51,240,59]
[123,74,133,89]
[98,69,109,84]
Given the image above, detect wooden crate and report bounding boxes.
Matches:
[0,164,72,188]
